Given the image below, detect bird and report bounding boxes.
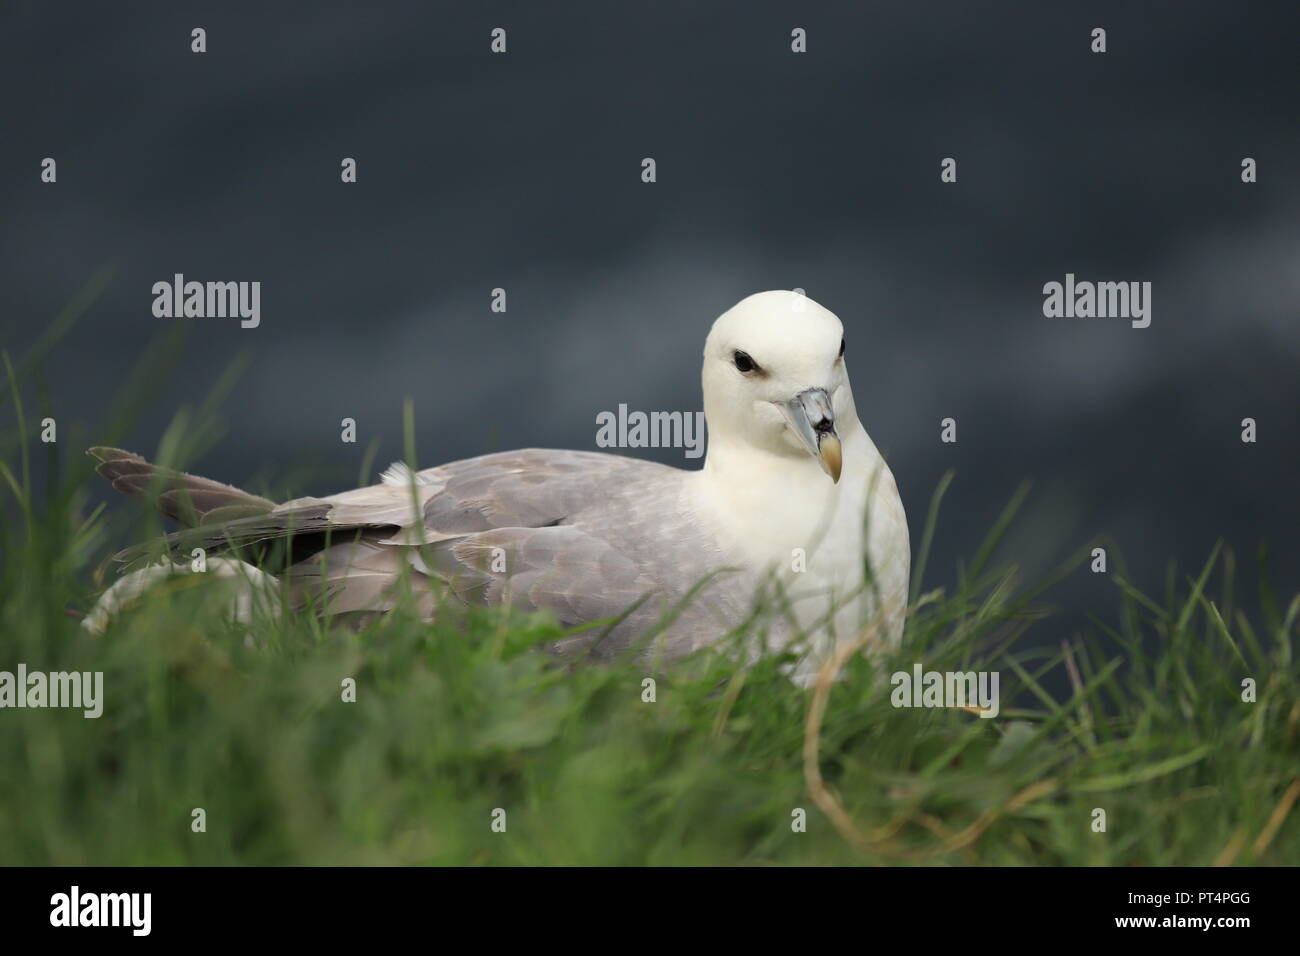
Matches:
[87,291,910,678]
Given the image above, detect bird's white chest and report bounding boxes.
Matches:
[691,435,909,664]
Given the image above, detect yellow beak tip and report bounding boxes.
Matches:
[820,436,843,484]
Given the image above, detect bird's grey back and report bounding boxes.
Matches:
[305,449,763,661]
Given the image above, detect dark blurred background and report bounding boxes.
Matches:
[3,1,1297,629]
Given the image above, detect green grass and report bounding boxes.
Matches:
[1,315,1297,866]
[2,451,1296,865]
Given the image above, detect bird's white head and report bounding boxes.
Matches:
[701,291,859,483]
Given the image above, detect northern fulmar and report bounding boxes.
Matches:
[87,291,910,678]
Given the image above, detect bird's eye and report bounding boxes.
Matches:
[733,350,758,373]
[839,337,846,358]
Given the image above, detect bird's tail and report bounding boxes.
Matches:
[87,446,276,528]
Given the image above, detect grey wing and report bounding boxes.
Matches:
[285,449,725,656]
[123,449,642,561]
[417,448,654,534]
[416,525,671,657]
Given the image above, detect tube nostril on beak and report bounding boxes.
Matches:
[777,388,841,482]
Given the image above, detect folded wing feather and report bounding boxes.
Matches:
[91,447,724,658]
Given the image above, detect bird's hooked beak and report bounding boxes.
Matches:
[778,388,842,483]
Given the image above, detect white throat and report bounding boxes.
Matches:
[693,420,876,602]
